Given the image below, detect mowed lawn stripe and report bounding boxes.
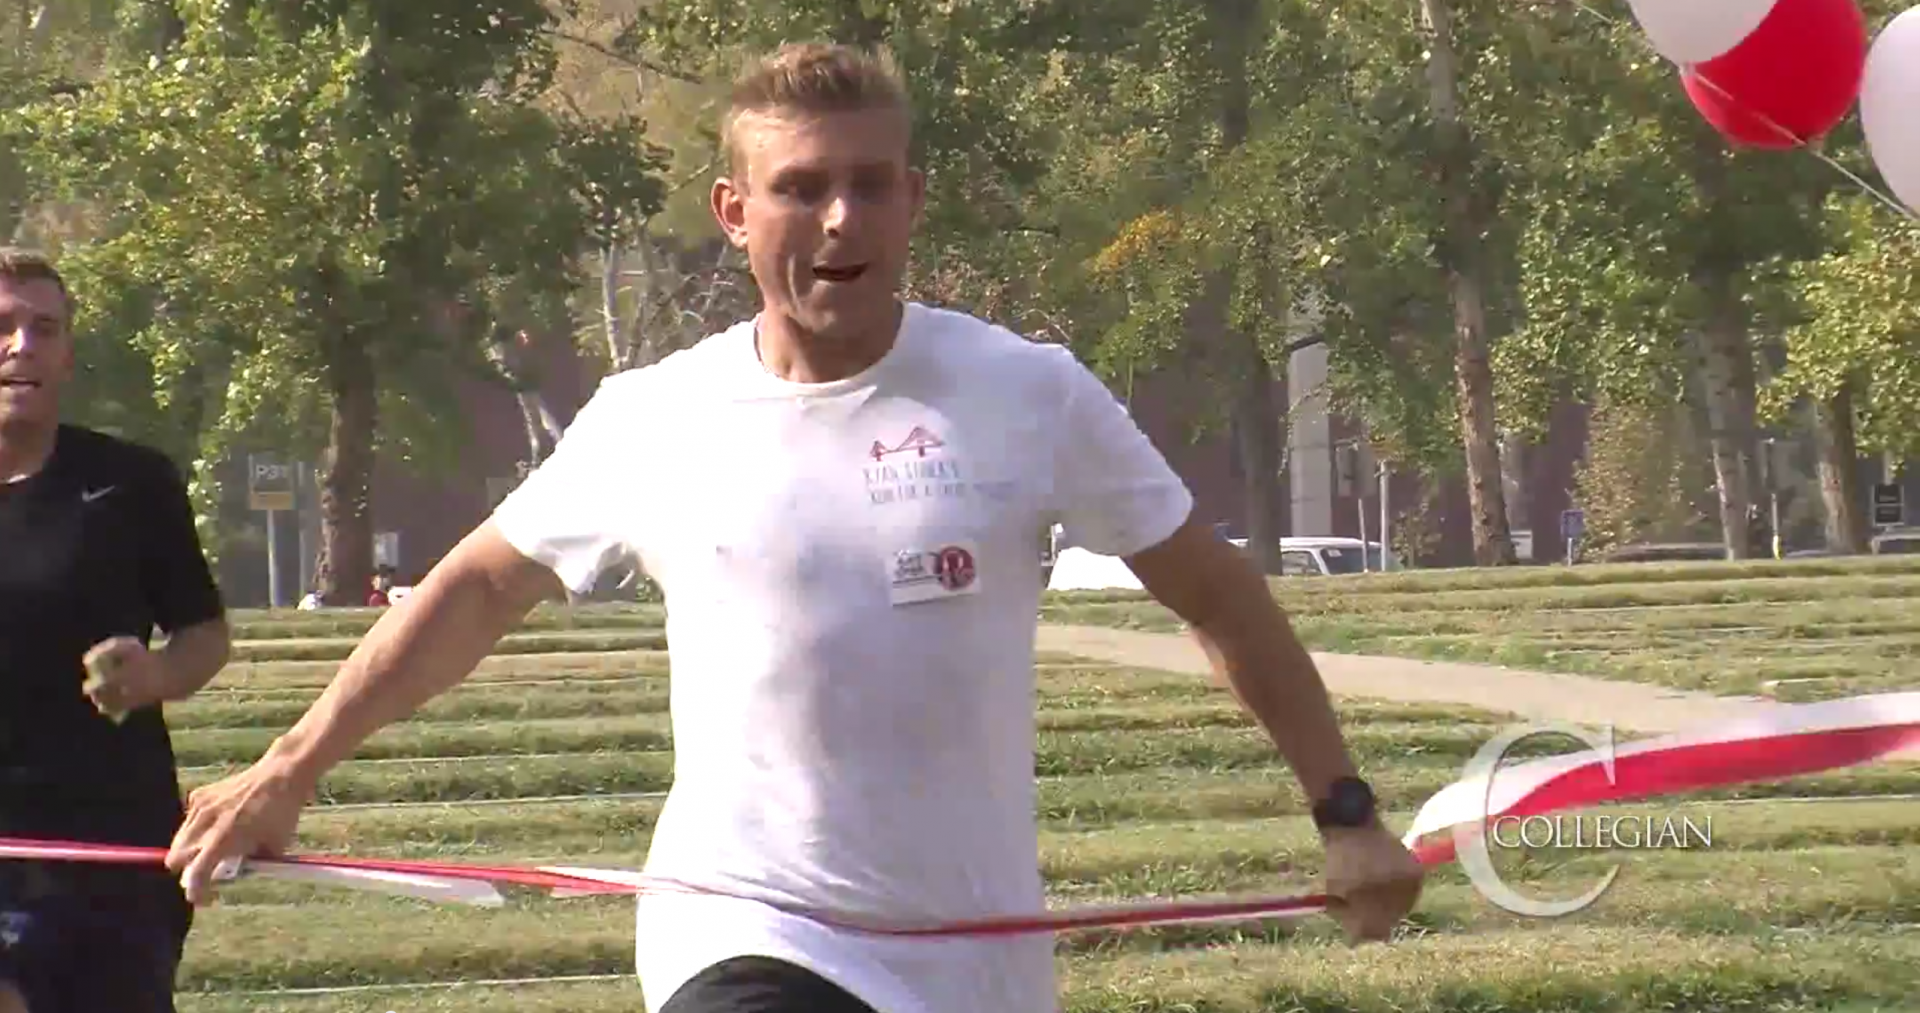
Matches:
[1047,581,1920,699]
[173,843,1920,991]
[230,629,668,664]
[1047,573,1920,627]
[1328,601,1920,635]
[176,730,1475,804]
[165,663,1274,730]
[189,654,1130,697]
[206,653,672,692]
[272,794,1920,859]
[170,750,1920,817]
[174,927,1920,1012]
[227,604,666,641]
[219,802,1920,907]
[177,716,1522,772]
[164,668,1516,736]
[173,701,1388,766]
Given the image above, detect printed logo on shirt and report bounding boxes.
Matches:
[865,425,965,507]
[860,422,1019,507]
[869,425,944,461]
[889,541,981,605]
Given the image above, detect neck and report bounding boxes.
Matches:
[0,419,56,483]
[756,301,903,384]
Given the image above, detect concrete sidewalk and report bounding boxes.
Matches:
[1037,624,1795,735]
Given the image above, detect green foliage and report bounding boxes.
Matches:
[3,0,667,569]
[1496,5,1868,442]
[1771,197,1920,462]
[1571,395,1716,555]
[5,0,1911,576]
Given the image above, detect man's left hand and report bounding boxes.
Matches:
[81,636,169,722]
[1321,823,1426,944]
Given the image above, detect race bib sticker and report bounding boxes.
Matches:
[889,541,981,605]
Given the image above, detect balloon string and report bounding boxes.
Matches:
[1683,70,1920,225]
[1555,0,1920,225]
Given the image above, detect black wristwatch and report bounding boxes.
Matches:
[1310,776,1378,830]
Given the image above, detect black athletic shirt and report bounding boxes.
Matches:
[0,424,225,847]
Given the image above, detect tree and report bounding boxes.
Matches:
[1,0,158,237]
[1038,2,1398,568]
[7,0,665,600]
[1493,10,1843,560]
[1771,195,1920,551]
[592,230,754,372]
[1417,0,1515,565]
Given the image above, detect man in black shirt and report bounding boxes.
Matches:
[0,248,230,1012]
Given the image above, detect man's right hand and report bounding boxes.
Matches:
[165,758,314,905]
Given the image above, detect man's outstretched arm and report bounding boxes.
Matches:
[1124,517,1424,942]
[165,522,563,902]
[1038,341,1420,941]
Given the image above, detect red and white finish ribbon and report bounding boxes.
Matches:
[1400,690,1920,865]
[4,691,1917,937]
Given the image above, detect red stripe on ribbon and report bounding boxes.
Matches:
[4,692,1916,936]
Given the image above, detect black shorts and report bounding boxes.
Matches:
[659,956,882,1013]
[0,861,192,1013]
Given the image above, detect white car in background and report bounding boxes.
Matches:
[1042,525,1395,592]
[1226,535,1397,576]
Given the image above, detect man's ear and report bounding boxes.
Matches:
[711,176,750,249]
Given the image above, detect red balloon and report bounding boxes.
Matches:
[1682,0,1867,149]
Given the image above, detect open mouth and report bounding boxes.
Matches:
[812,263,867,283]
[0,378,39,390]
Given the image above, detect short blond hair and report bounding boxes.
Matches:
[0,246,72,322]
[721,42,912,181]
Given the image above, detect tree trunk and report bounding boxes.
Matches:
[1201,0,1284,572]
[600,243,624,367]
[1502,430,1529,543]
[1689,315,1759,559]
[1419,0,1514,566]
[1233,335,1284,569]
[313,329,378,606]
[1687,129,1762,559]
[488,328,562,467]
[1815,380,1870,554]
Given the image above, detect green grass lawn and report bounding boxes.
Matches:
[1042,555,1920,701]
[165,593,1920,1012]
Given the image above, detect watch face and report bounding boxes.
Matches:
[1325,779,1374,825]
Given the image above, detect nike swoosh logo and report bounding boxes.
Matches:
[81,486,116,503]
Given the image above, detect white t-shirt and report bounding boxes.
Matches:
[491,301,1194,1013]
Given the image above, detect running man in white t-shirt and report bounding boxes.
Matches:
[165,42,1425,1013]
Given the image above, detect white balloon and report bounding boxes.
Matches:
[1862,7,1920,214]
[1626,0,1781,64]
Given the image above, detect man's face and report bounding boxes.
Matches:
[0,274,72,429]
[711,105,925,343]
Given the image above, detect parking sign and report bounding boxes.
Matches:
[248,455,294,512]
[1560,508,1585,542]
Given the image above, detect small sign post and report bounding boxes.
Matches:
[1872,483,1904,527]
[1560,508,1586,566]
[249,455,294,607]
